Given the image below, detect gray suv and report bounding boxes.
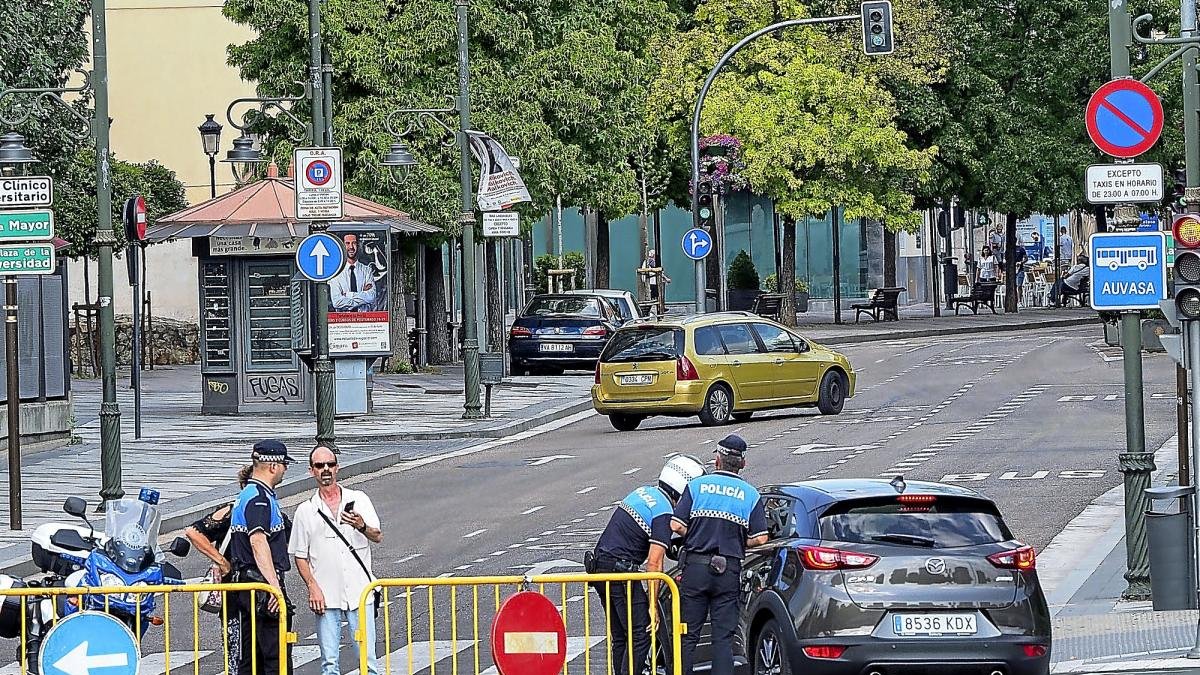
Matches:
[661,478,1051,675]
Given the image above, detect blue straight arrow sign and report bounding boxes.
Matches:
[295,232,346,282]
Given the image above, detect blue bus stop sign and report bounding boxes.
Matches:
[1089,231,1167,311]
[40,611,140,675]
[682,228,713,261]
[295,232,346,282]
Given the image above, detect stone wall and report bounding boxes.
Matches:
[72,315,199,372]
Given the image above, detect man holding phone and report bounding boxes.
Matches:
[289,446,384,675]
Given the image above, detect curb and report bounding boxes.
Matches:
[811,316,1097,346]
[0,397,596,576]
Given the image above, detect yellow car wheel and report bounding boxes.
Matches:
[698,384,733,426]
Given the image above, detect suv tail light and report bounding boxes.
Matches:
[802,646,846,660]
[676,355,699,381]
[594,361,601,384]
[798,545,879,571]
[510,326,532,338]
[583,326,608,338]
[988,545,1036,570]
[1021,644,1047,658]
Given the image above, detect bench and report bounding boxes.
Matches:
[751,293,785,321]
[852,287,903,323]
[951,282,1000,315]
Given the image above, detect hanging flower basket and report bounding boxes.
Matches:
[697,134,750,194]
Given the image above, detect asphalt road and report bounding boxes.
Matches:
[16,326,1180,675]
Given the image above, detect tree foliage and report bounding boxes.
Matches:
[1,0,187,258]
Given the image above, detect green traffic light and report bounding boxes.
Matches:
[700,207,712,219]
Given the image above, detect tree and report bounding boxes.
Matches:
[651,0,938,325]
[2,1,186,260]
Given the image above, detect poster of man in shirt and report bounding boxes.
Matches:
[328,228,391,356]
[466,130,531,211]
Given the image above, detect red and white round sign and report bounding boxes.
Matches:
[490,591,567,675]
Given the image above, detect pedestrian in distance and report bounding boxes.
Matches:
[976,246,998,284]
[1058,226,1074,264]
[290,446,384,675]
[642,249,671,302]
[185,464,253,675]
[229,439,296,675]
[585,454,707,675]
[1052,254,1091,306]
[671,434,767,675]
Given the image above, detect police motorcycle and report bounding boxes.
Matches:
[0,488,190,673]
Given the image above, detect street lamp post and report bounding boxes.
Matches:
[198,114,223,199]
[379,0,484,419]
[0,0,124,508]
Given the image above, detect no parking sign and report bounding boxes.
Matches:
[1085,79,1164,159]
[294,147,345,221]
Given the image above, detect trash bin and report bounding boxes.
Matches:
[1146,485,1197,611]
[941,257,958,304]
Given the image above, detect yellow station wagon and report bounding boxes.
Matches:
[591,312,855,431]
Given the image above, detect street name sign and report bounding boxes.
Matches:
[0,210,54,241]
[482,211,519,237]
[0,243,55,275]
[1085,163,1163,204]
[0,176,53,208]
[491,591,566,675]
[40,611,140,675]
[294,147,345,221]
[1089,231,1167,311]
[1085,79,1164,158]
[682,227,713,261]
[295,232,345,282]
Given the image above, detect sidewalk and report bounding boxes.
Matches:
[795,303,1098,345]
[0,365,594,573]
[1045,435,1200,673]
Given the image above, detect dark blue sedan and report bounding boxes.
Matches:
[508,294,623,375]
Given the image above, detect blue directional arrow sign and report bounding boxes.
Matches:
[295,232,346,282]
[40,611,140,675]
[682,228,713,261]
[1089,231,1167,311]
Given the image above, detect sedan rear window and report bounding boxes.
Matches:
[525,297,602,317]
[601,327,683,363]
[819,497,1012,548]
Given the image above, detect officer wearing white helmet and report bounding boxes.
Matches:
[586,453,706,675]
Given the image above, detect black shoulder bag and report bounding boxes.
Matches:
[317,509,381,617]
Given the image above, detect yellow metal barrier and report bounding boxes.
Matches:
[355,573,683,675]
[0,581,293,675]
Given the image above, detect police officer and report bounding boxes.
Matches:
[229,439,296,675]
[671,434,767,675]
[587,454,706,675]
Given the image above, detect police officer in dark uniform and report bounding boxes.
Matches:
[671,434,767,675]
[229,439,296,675]
[587,454,706,675]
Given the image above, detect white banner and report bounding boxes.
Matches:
[467,131,531,212]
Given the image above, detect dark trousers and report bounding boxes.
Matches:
[234,582,294,675]
[1051,280,1081,305]
[589,565,651,675]
[679,559,740,675]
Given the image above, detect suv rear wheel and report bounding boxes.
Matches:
[698,384,733,426]
[609,414,644,432]
[816,370,847,415]
[753,619,791,675]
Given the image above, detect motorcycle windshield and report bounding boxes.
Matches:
[103,499,161,573]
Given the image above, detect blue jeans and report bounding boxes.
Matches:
[316,607,378,675]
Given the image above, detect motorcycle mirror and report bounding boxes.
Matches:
[167,536,191,557]
[62,497,87,519]
[50,529,90,551]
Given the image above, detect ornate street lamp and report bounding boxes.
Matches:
[0,132,38,168]
[222,132,265,186]
[380,141,417,180]
[197,114,223,198]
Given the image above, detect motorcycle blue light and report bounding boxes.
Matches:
[138,488,160,505]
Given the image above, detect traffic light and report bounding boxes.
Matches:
[696,180,714,230]
[1173,214,1200,319]
[861,1,894,56]
[1173,166,1187,211]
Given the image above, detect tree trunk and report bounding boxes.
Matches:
[485,239,503,352]
[1004,212,1018,313]
[596,214,610,288]
[424,244,452,364]
[780,215,797,327]
[637,211,650,302]
[883,228,897,287]
[386,238,412,372]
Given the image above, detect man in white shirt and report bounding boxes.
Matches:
[1058,226,1074,263]
[289,446,384,675]
[1052,255,1091,306]
[329,234,377,312]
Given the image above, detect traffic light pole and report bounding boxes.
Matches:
[1180,0,1200,494]
[689,13,859,315]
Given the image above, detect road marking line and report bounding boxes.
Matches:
[397,553,423,564]
[455,564,473,570]
[623,467,642,475]
[522,506,546,515]
[491,551,507,556]
[464,529,487,538]
[577,486,597,494]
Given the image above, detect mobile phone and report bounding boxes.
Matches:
[344,501,356,513]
